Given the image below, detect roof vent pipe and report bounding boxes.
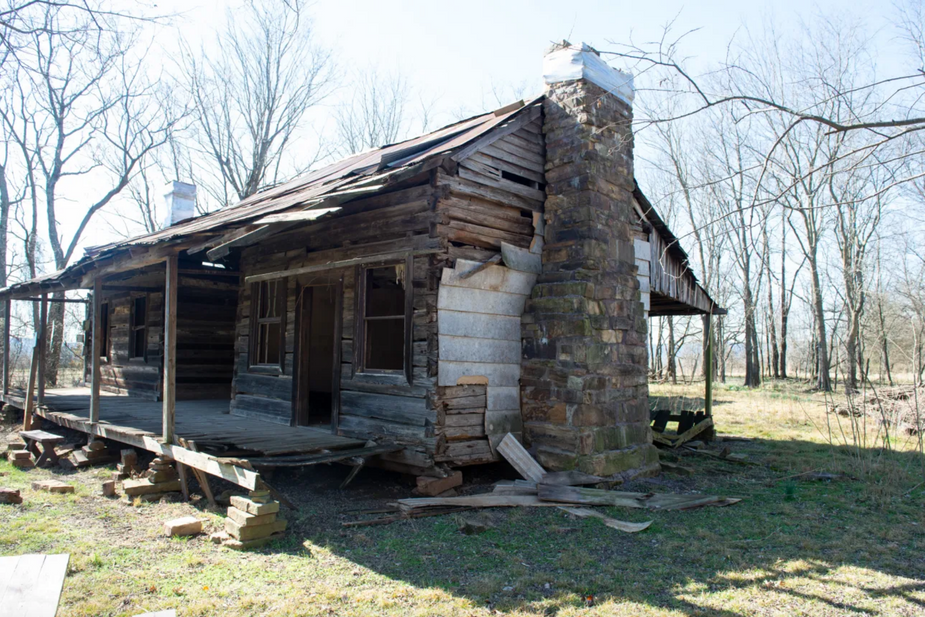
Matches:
[162,181,197,228]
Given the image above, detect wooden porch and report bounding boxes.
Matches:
[2,387,365,458]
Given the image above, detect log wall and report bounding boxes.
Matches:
[230,181,444,470]
[90,271,238,401]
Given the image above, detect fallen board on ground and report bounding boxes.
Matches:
[558,506,653,533]
[0,553,70,617]
[537,484,741,510]
[496,433,546,482]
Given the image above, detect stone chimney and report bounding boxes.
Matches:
[162,181,197,228]
[520,42,659,478]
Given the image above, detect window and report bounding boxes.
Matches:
[250,279,286,369]
[129,296,147,360]
[358,263,410,375]
[99,302,110,361]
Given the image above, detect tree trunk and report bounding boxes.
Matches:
[667,317,677,385]
[743,281,761,388]
[809,258,832,391]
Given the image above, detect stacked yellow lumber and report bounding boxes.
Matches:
[122,457,181,503]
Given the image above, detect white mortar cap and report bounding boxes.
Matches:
[543,41,634,106]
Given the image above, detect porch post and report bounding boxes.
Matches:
[704,313,713,418]
[162,254,178,443]
[3,297,10,396]
[37,294,47,405]
[90,279,102,424]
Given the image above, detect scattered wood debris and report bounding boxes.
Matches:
[497,434,546,482]
[341,432,741,530]
[557,507,652,533]
[31,479,74,494]
[0,487,23,504]
[415,470,462,496]
[164,516,203,537]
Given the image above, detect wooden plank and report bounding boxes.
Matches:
[245,243,443,284]
[22,346,39,431]
[34,410,261,490]
[90,278,102,423]
[537,484,741,511]
[163,255,178,443]
[37,295,47,405]
[339,390,434,426]
[254,206,341,225]
[1,553,69,617]
[2,297,9,396]
[558,507,652,533]
[497,433,546,482]
[397,494,560,510]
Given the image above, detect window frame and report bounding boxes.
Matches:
[248,278,287,372]
[128,294,148,362]
[354,257,413,383]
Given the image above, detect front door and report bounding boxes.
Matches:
[294,283,341,427]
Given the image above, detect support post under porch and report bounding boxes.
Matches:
[37,294,47,406]
[162,254,178,443]
[3,297,10,397]
[90,279,102,424]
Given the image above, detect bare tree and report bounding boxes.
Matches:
[182,0,333,205]
[335,67,409,157]
[0,3,181,385]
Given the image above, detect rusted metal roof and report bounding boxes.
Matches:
[1,98,543,297]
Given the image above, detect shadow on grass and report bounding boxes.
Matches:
[247,435,925,616]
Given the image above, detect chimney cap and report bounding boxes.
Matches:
[543,42,634,105]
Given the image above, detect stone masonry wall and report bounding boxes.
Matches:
[520,77,659,478]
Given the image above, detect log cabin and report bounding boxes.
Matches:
[0,42,722,489]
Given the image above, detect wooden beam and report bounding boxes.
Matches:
[37,295,47,405]
[704,314,713,418]
[3,297,10,396]
[89,279,102,424]
[244,246,443,285]
[33,408,260,489]
[162,255,178,443]
[22,346,38,430]
[20,296,87,303]
[206,224,290,261]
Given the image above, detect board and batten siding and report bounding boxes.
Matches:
[437,259,538,461]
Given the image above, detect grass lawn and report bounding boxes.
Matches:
[2,380,925,616]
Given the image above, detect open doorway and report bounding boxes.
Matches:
[294,283,340,428]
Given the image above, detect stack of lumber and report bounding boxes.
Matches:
[71,440,117,468]
[7,448,33,468]
[122,456,181,502]
[221,490,286,549]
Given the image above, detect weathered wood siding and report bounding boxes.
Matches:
[92,272,238,401]
[230,181,444,469]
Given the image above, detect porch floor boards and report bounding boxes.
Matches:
[12,387,364,457]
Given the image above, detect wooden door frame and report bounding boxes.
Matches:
[291,278,343,431]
